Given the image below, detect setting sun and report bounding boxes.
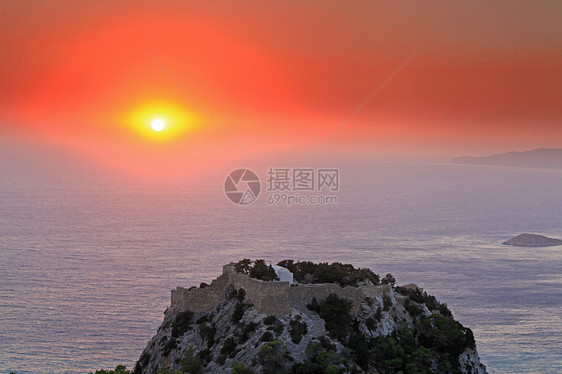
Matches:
[151,118,166,131]
[123,101,198,142]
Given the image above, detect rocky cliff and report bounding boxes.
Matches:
[133,261,487,374]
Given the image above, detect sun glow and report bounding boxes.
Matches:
[151,118,166,131]
[123,101,197,141]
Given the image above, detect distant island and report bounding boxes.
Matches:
[92,259,488,374]
[502,233,562,247]
[450,148,562,170]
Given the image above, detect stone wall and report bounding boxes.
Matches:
[170,273,228,312]
[289,283,392,313]
[228,272,291,315]
[170,263,392,317]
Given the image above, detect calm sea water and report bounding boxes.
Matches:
[1,145,561,373]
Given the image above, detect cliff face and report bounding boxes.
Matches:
[134,263,487,374]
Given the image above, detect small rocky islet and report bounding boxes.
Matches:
[502,233,562,247]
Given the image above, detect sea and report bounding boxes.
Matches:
[1,142,561,373]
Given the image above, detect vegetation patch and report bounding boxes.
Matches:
[231,361,254,374]
[394,287,453,318]
[239,321,258,343]
[220,337,238,357]
[261,331,274,342]
[307,294,353,341]
[278,259,381,286]
[171,311,194,338]
[291,340,342,374]
[232,302,247,323]
[255,340,290,372]
[234,259,279,281]
[382,295,393,311]
[289,315,308,344]
[198,322,216,348]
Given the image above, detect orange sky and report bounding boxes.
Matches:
[1,1,562,177]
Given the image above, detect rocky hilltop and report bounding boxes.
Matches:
[133,260,487,374]
[502,233,562,247]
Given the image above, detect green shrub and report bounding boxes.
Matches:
[162,338,177,356]
[261,331,274,342]
[308,293,353,341]
[234,258,253,274]
[382,295,392,311]
[293,340,342,374]
[381,273,396,286]
[139,352,150,367]
[277,260,380,286]
[232,302,246,323]
[93,365,131,374]
[180,346,201,374]
[256,340,289,371]
[404,298,422,318]
[240,321,258,343]
[155,367,183,374]
[197,348,211,363]
[366,317,378,331]
[264,315,279,325]
[264,315,284,336]
[249,260,279,281]
[348,333,370,369]
[237,288,246,302]
[171,311,193,338]
[394,287,453,318]
[221,337,238,356]
[198,322,216,348]
[289,315,308,344]
[232,361,254,374]
[419,314,475,357]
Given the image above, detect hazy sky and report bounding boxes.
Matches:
[1,1,561,177]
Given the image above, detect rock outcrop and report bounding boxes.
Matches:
[502,233,562,247]
[134,262,487,374]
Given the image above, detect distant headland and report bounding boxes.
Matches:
[451,148,562,170]
[502,233,562,247]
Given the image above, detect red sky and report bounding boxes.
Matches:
[1,1,562,177]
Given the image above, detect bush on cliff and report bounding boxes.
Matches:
[234,259,279,281]
[277,260,381,286]
[90,365,131,374]
[291,340,342,374]
[249,260,279,281]
[232,361,254,374]
[307,294,353,341]
[255,340,291,372]
[394,286,453,318]
[171,311,194,338]
[180,346,202,374]
[289,315,308,344]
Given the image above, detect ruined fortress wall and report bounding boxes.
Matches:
[170,263,392,317]
[289,284,392,313]
[228,272,291,316]
[171,286,222,313]
[170,273,229,313]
